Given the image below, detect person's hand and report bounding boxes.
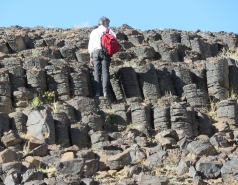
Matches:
[90,58,94,66]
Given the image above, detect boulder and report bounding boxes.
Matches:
[221,159,238,181]
[177,159,190,175]
[4,33,26,52]
[195,158,222,179]
[145,151,167,168]
[0,149,18,163]
[82,159,99,177]
[22,169,44,183]
[1,130,22,147]
[26,108,55,144]
[129,145,146,164]
[107,149,131,170]
[56,159,85,175]
[187,140,216,157]
[137,172,169,185]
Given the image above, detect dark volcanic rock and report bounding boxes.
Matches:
[170,102,193,138]
[4,33,26,52]
[56,159,85,175]
[183,84,208,109]
[195,158,222,179]
[110,69,125,102]
[69,67,90,97]
[128,46,156,60]
[0,112,10,136]
[187,140,216,157]
[0,68,11,97]
[119,67,142,99]
[138,172,169,185]
[82,112,103,132]
[172,67,193,97]
[0,149,18,163]
[67,96,97,120]
[145,151,167,168]
[26,108,55,144]
[1,130,22,147]
[135,63,161,101]
[217,99,238,129]
[221,159,238,181]
[9,112,27,134]
[154,106,170,131]
[45,59,70,101]
[161,30,181,45]
[229,62,238,95]
[151,41,179,62]
[26,68,47,95]
[111,103,130,131]
[52,112,70,148]
[130,102,152,133]
[1,25,238,184]
[70,123,90,149]
[206,57,229,100]
[107,149,132,170]
[196,112,213,137]
[22,169,44,183]
[177,159,190,175]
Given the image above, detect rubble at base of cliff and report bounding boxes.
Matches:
[0,24,238,185]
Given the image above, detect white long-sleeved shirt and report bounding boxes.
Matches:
[88,25,116,54]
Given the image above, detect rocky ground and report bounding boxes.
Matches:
[0,24,238,184]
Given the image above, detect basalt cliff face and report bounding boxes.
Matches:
[0,24,238,184]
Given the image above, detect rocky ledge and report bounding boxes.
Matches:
[0,24,238,184]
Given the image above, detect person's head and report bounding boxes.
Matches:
[98,16,110,28]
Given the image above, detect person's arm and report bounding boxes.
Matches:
[88,32,94,66]
[109,29,117,38]
[88,32,93,54]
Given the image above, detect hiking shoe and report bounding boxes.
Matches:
[104,93,109,98]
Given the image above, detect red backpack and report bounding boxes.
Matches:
[101,28,119,56]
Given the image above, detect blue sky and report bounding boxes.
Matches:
[1,0,238,33]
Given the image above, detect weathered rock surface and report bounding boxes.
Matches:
[195,157,223,179]
[187,140,217,157]
[107,149,131,170]
[26,108,55,144]
[0,24,238,184]
[206,57,229,100]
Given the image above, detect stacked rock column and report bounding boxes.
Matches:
[45,59,70,101]
[206,57,229,101]
[0,68,12,113]
[217,99,238,129]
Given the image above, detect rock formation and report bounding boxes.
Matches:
[0,24,238,184]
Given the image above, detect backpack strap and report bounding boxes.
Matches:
[106,28,110,33]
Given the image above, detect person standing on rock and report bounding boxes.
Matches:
[88,16,117,98]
